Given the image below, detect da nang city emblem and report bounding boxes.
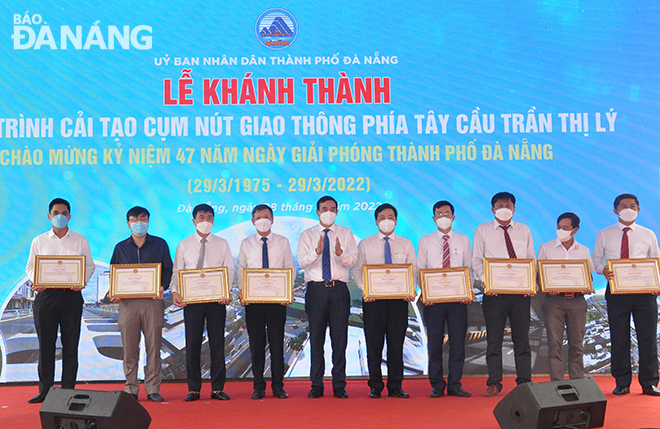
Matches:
[255,8,298,50]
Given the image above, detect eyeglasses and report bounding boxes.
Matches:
[435,212,452,217]
[128,217,149,223]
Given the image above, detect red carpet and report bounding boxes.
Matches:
[1,376,659,428]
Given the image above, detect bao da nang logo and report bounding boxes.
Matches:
[255,8,298,50]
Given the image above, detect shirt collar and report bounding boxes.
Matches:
[378,231,397,241]
[318,223,336,233]
[195,232,214,242]
[434,229,453,239]
[491,219,517,230]
[47,229,70,239]
[553,237,580,250]
[617,222,636,231]
[254,232,272,241]
[126,234,151,246]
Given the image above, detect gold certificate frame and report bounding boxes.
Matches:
[420,267,473,304]
[178,267,230,304]
[538,259,593,294]
[34,255,86,289]
[242,268,294,304]
[484,258,536,295]
[362,264,415,300]
[109,263,161,299]
[606,258,660,294]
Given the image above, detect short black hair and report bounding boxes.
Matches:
[317,195,338,211]
[557,212,580,229]
[126,206,150,221]
[433,200,454,215]
[375,203,398,220]
[252,204,273,217]
[193,204,214,218]
[491,191,516,207]
[49,198,70,213]
[613,193,639,209]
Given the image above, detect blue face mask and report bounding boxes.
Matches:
[51,214,69,229]
[130,221,149,237]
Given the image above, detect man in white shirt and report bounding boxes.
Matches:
[418,200,472,398]
[25,198,96,403]
[297,196,358,399]
[538,212,595,381]
[592,194,660,396]
[472,192,535,397]
[353,203,417,399]
[171,204,234,401]
[237,204,296,400]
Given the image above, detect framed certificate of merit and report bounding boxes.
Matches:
[33,255,86,289]
[109,263,161,299]
[420,267,473,304]
[242,268,294,304]
[483,258,536,295]
[362,264,415,300]
[606,258,660,294]
[178,267,230,304]
[538,259,593,294]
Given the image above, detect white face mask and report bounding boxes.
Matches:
[556,229,573,242]
[196,221,213,235]
[378,219,396,234]
[494,208,514,222]
[254,218,272,233]
[319,211,337,226]
[618,208,638,223]
[435,217,452,230]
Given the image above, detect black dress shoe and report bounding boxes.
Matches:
[211,391,230,400]
[612,386,630,395]
[333,388,349,399]
[251,389,265,400]
[27,394,47,404]
[388,387,410,398]
[147,393,165,402]
[130,394,138,400]
[308,387,323,398]
[430,387,444,398]
[185,391,200,402]
[642,385,660,396]
[273,387,288,399]
[447,387,472,397]
[369,388,382,398]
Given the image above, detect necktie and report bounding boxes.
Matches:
[196,238,207,269]
[384,236,392,264]
[322,229,331,282]
[262,237,269,268]
[620,227,631,259]
[442,235,450,268]
[500,225,517,258]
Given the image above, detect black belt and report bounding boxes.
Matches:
[45,288,76,294]
[308,280,347,288]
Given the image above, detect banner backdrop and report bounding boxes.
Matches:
[1,1,659,383]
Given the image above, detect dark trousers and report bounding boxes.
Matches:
[482,294,532,389]
[33,289,83,395]
[362,299,408,391]
[305,281,350,390]
[606,286,659,388]
[245,303,287,390]
[424,302,468,391]
[183,302,226,392]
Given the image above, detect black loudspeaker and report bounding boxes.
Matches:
[493,377,607,429]
[40,387,151,429]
